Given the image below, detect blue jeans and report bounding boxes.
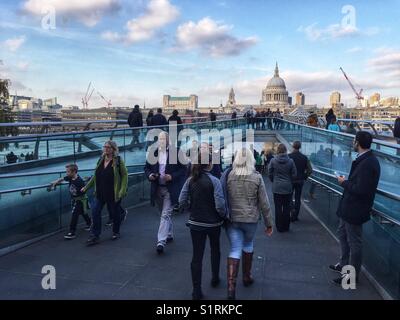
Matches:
[226,222,258,259]
[91,198,121,237]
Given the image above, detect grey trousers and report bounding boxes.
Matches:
[155,186,174,246]
[337,218,363,276]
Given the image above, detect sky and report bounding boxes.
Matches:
[0,0,399,109]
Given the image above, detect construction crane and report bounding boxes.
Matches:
[81,82,94,109]
[340,67,364,107]
[97,90,112,108]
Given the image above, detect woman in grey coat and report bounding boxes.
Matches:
[268,144,297,232]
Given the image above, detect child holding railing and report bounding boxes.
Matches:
[50,164,91,239]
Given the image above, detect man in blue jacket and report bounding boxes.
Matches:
[144,131,187,254]
[330,131,381,285]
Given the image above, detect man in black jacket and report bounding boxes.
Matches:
[330,131,381,285]
[151,108,168,127]
[128,105,143,145]
[289,141,312,222]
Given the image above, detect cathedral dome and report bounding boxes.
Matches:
[260,62,290,107]
[266,63,286,89]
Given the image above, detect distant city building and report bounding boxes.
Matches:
[330,91,342,109]
[369,93,381,106]
[42,97,62,113]
[8,95,63,113]
[295,92,305,106]
[381,97,399,107]
[260,62,290,109]
[163,95,198,110]
[288,96,293,106]
[61,107,131,121]
[226,87,236,107]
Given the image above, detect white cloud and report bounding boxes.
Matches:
[23,0,120,27]
[102,0,179,44]
[3,36,26,52]
[173,17,258,57]
[17,61,30,71]
[298,23,379,41]
[346,46,363,53]
[367,48,400,81]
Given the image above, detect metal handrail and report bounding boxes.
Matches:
[308,173,400,227]
[0,117,240,141]
[0,171,145,195]
[0,164,145,179]
[0,116,227,128]
[279,117,400,150]
[311,168,400,202]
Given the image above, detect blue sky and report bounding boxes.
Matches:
[0,0,399,108]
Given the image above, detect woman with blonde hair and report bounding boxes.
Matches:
[82,140,128,245]
[220,148,273,300]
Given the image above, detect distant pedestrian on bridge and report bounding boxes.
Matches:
[82,140,128,245]
[268,143,297,232]
[330,131,381,285]
[151,108,168,127]
[168,109,183,140]
[345,122,357,135]
[289,141,313,222]
[179,150,227,300]
[325,108,336,129]
[209,110,217,128]
[328,116,341,132]
[221,148,273,300]
[394,117,400,144]
[146,110,154,126]
[128,105,143,145]
[144,131,186,254]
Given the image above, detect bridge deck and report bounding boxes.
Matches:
[0,182,381,300]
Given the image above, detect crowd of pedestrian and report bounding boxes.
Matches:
[243,108,283,130]
[46,103,382,300]
[5,151,36,163]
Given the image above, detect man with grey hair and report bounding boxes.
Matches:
[144,132,187,254]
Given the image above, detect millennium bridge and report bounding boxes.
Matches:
[0,118,399,299]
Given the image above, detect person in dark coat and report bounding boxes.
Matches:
[268,143,297,232]
[179,151,226,300]
[325,108,335,129]
[330,131,381,285]
[144,131,187,254]
[345,122,357,135]
[128,105,143,128]
[151,108,168,127]
[146,110,154,126]
[128,105,143,145]
[209,110,217,122]
[231,111,237,119]
[288,141,312,222]
[168,109,183,146]
[394,117,400,144]
[168,109,183,125]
